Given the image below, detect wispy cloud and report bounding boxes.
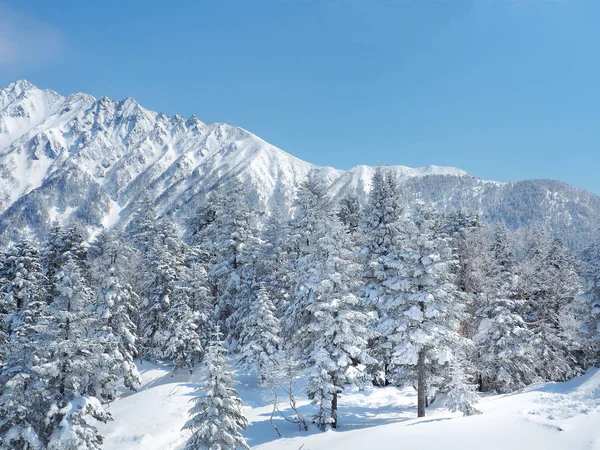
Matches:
[0,3,65,69]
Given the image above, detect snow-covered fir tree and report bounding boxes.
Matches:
[581,242,600,364]
[0,249,9,369]
[186,194,218,251]
[206,182,262,346]
[337,192,361,234]
[237,287,281,383]
[0,239,47,348]
[0,240,48,449]
[517,231,584,382]
[473,224,539,393]
[258,210,292,311]
[444,363,481,416]
[361,166,403,260]
[183,327,249,450]
[474,298,538,393]
[177,257,214,345]
[448,212,488,352]
[282,173,332,341]
[384,203,476,417]
[90,230,141,390]
[162,268,204,373]
[291,195,374,429]
[127,197,158,255]
[139,217,188,362]
[38,258,114,449]
[42,224,90,304]
[360,165,404,383]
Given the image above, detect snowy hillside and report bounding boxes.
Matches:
[96,363,600,450]
[1,79,600,248]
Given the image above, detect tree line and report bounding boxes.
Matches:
[1,166,599,449]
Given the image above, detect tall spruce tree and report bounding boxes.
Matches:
[140,217,188,362]
[0,239,46,351]
[90,230,141,390]
[237,287,281,383]
[183,327,249,450]
[282,173,332,342]
[385,204,475,417]
[42,224,90,305]
[39,258,114,449]
[360,166,404,383]
[337,193,361,235]
[582,243,600,365]
[473,224,538,393]
[517,231,583,382]
[259,210,292,310]
[304,217,374,429]
[163,268,204,373]
[207,182,261,346]
[0,239,48,449]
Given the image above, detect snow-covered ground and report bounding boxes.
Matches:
[97,363,600,450]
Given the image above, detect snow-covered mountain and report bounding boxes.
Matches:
[1,79,599,247]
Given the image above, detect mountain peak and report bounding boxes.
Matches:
[10,79,36,91]
[0,79,37,108]
[0,80,598,249]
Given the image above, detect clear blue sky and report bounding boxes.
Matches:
[1,1,599,193]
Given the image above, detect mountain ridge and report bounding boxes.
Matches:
[0,80,598,249]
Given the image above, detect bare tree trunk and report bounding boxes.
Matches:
[331,389,338,429]
[417,349,427,418]
[270,387,281,437]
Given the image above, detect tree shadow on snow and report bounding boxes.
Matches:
[244,388,419,447]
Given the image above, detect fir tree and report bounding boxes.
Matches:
[258,210,292,310]
[518,231,583,381]
[179,257,214,345]
[386,204,475,417]
[581,243,600,365]
[90,230,141,390]
[0,249,9,371]
[95,266,141,390]
[207,182,261,345]
[237,287,281,383]
[0,239,46,351]
[42,224,90,304]
[444,363,481,416]
[287,186,374,429]
[474,298,538,392]
[163,269,204,373]
[304,217,374,429]
[127,197,158,255]
[282,173,332,341]
[183,327,249,450]
[473,224,539,393]
[38,258,114,449]
[140,217,187,362]
[360,165,403,382]
[0,241,48,449]
[337,192,361,234]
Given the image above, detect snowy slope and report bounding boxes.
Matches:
[96,364,600,450]
[1,80,600,248]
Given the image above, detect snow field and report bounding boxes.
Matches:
[97,364,600,450]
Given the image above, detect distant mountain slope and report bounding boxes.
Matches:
[1,80,598,248]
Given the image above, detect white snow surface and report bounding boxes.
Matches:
[97,364,600,450]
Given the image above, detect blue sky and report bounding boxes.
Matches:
[1,1,599,193]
